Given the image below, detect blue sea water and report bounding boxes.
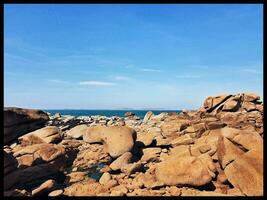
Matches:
[44,110,182,118]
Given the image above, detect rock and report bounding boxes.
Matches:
[4,143,73,190]
[110,185,128,196]
[155,155,212,186]
[73,144,111,170]
[65,125,88,139]
[217,136,245,168]
[4,107,49,144]
[222,97,241,111]
[243,102,257,111]
[83,126,136,158]
[143,111,154,123]
[13,143,66,167]
[243,93,260,102]
[166,186,181,196]
[227,188,244,196]
[63,179,107,196]
[141,148,161,163]
[4,150,18,176]
[136,132,154,147]
[19,126,62,145]
[203,95,232,111]
[170,134,194,146]
[54,113,61,118]
[181,188,228,196]
[48,189,64,197]
[152,112,168,122]
[161,119,190,137]
[109,152,132,171]
[99,172,111,185]
[134,173,164,189]
[124,112,135,117]
[32,179,56,196]
[224,148,263,196]
[205,121,226,130]
[104,179,119,189]
[66,172,87,184]
[121,161,142,175]
[4,189,30,196]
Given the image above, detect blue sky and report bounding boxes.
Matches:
[4,4,263,109]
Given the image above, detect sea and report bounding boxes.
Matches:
[44,110,182,119]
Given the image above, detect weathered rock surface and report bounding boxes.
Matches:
[19,126,62,145]
[4,107,49,144]
[83,126,136,158]
[3,93,263,196]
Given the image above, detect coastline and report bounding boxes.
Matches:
[3,93,264,197]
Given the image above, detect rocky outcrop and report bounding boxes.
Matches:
[18,126,62,145]
[4,107,49,144]
[83,126,137,158]
[3,93,263,196]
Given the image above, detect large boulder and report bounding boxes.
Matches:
[4,107,49,144]
[224,148,263,196]
[155,154,212,186]
[160,119,190,138]
[83,126,137,158]
[18,126,62,145]
[65,124,88,139]
[4,143,74,190]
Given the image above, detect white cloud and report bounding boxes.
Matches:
[48,79,70,84]
[78,81,118,86]
[140,68,162,72]
[114,76,131,80]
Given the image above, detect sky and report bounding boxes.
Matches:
[4,4,263,109]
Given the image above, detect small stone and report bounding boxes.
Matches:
[48,189,64,197]
[99,172,112,185]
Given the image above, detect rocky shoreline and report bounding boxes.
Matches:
[3,93,263,196]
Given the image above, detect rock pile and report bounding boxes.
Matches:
[3,93,263,196]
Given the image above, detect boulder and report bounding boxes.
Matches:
[4,107,49,144]
[48,189,64,197]
[18,126,62,145]
[63,179,107,196]
[243,93,260,102]
[13,143,66,168]
[83,126,136,158]
[155,155,212,186]
[99,172,111,185]
[161,119,190,137]
[203,95,232,111]
[109,152,132,171]
[136,132,154,147]
[65,124,88,139]
[31,179,56,196]
[143,111,154,123]
[124,112,135,117]
[224,148,263,196]
[141,148,162,163]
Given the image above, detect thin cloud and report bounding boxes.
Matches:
[79,81,118,86]
[48,79,70,84]
[114,76,131,80]
[140,68,162,72]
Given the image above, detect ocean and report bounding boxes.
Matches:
[44,110,182,118]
